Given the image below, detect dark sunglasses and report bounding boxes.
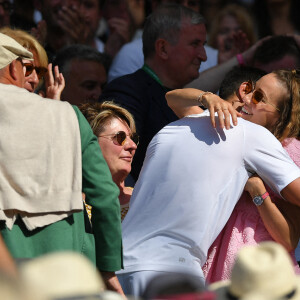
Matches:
[245,80,280,112]
[23,62,48,79]
[99,131,139,146]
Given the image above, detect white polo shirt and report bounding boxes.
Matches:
[119,113,300,278]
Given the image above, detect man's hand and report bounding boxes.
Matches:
[101,271,126,298]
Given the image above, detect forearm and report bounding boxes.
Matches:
[246,180,297,251]
[166,88,205,118]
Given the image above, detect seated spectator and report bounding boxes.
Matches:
[207,3,257,64]
[0,27,64,100]
[107,1,218,83]
[79,101,138,221]
[209,241,300,299]
[53,44,109,105]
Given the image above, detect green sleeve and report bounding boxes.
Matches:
[72,106,123,271]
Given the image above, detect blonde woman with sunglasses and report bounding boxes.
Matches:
[0,27,64,100]
[166,69,300,282]
[79,101,139,221]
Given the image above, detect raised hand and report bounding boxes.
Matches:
[44,63,65,100]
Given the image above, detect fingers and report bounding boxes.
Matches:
[46,63,54,86]
[213,105,239,130]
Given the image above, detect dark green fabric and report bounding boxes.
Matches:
[1,105,122,272]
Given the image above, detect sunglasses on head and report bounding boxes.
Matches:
[22,62,48,79]
[244,80,280,112]
[99,131,139,146]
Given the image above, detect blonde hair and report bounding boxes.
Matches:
[0,27,48,69]
[272,69,300,141]
[79,101,136,137]
[208,4,257,49]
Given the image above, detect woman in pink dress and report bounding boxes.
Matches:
[202,137,300,282]
[166,69,300,282]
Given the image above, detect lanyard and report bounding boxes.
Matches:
[142,64,164,87]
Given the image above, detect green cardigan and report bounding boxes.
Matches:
[1,106,123,272]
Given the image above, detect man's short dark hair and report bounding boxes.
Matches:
[219,66,266,100]
[142,3,205,59]
[253,35,300,67]
[53,44,111,77]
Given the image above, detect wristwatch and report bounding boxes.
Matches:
[253,191,269,206]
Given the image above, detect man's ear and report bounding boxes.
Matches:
[9,60,19,81]
[238,81,249,99]
[155,38,169,60]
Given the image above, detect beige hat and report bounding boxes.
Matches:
[19,251,106,300]
[0,32,32,69]
[209,241,300,300]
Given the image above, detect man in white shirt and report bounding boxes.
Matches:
[117,112,300,297]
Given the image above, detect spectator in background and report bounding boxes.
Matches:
[0,27,64,100]
[79,101,139,221]
[186,34,300,94]
[108,1,217,83]
[53,44,109,105]
[34,0,88,62]
[100,4,207,182]
[207,3,257,64]
[252,35,300,73]
[101,0,145,58]
[252,0,300,39]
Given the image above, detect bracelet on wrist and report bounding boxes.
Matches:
[197,91,213,107]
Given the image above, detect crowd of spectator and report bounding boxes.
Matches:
[0,0,300,299]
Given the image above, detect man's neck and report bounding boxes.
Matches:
[145,59,181,90]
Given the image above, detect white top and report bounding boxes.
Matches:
[108,38,218,82]
[119,112,300,278]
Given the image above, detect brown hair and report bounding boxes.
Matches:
[208,4,257,49]
[272,69,300,141]
[79,101,136,137]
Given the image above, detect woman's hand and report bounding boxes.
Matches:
[200,92,241,129]
[44,63,65,100]
[166,88,241,129]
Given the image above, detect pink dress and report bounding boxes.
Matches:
[202,138,300,283]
